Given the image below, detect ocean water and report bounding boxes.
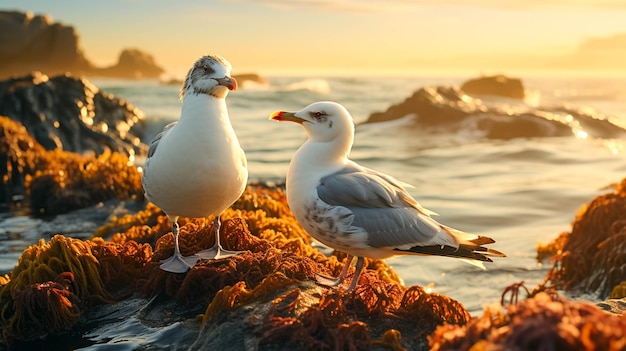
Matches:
[3,74,626,319]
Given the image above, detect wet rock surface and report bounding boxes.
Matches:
[0,72,148,156]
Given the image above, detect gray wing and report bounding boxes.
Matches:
[147,122,177,158]
[317,163,442,248]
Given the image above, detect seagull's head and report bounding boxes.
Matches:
[270,101,355,144]
[180,54,238,100]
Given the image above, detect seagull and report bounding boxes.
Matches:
[142,54,248,273]
[270,101,505,291]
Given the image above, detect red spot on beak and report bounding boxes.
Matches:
[270,111,288,121]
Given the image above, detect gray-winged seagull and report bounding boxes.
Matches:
[270,101,505,291]
[142,54,248,273]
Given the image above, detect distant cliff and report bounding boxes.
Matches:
[0,11,164,79]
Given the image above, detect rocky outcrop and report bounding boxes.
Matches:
[0,114,144,213]
[461,74,525,99]
[0,71,148,156]
[0,11,91,77]
[92,49,164,79]
[0,11,164,79]
[365,86,482,125]
[362,82,626,140]
[538,177,626,299]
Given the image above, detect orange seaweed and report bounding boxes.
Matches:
[2,272,80,344]
[540,177,626,297]
[0,116,46,206]
[0,179,473,348]
[429,291,626,351]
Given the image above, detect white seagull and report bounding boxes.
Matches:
[142,54,248,273]
[270,101,505,291]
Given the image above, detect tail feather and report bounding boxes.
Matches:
[394,234,506,267]
[394,243,495,262]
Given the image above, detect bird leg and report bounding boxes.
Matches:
[159,216,200,273]
[316,255,356,288]
[196,216,243,260]
[347,257,365,292]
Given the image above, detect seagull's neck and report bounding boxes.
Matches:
[179,92,232,130]
[292,137,351,175]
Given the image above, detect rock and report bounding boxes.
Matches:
[92,49,164,79]
[0,71,147,156]
[365,86,481,125]
[361,86,570,139]
[361,83,626,140]
[0,11,91,79]
[0,112,144,214]
[539,178,626,298]
[0,11,164,80]
[461,74,525,99]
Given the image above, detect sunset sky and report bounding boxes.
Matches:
[2,0,626,78]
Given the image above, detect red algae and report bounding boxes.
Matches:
[0,116,46,205]
[538,177,626,298]
[3,272,80,344]
[1,116,143,215]
[1,182,473,349]
[429,291,626,351]
[29,149,144,215]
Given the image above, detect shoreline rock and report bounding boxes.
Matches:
[460,74,525,99]
[361,77,626,140]
[0,11,164,80]
[0,72,148,157]
[537,178,626,299]
[0,115,144,214]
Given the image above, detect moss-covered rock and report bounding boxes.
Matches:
[537,177,626,298]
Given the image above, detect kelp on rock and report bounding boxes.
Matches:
[429,290,626,351]
[0,183,472,349]
[0,235,152,344]
[537,177,626,298]
[0,116,143,215]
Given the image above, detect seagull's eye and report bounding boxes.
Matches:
[201,65,214,74]
[311,111,327,121]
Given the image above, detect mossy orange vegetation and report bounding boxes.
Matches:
[537,177,626,298]
[0,183,472,349]
[429,291,626,351]
[0,116,143,215]
[0,235,152,344]
[0,115,46,204]
[128,185,468,350]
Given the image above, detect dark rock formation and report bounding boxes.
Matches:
[366,86,481,125]
[461,74,525,99]
[0,113,144,213]
[0,71,148,156]
[362,83,626,140]
[0,11,164,79]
